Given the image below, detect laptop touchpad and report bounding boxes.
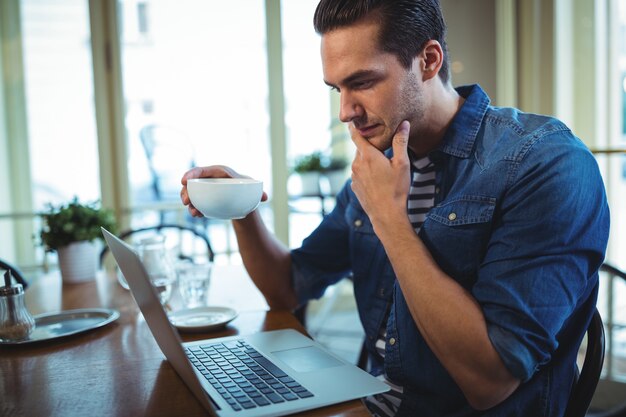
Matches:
[272,346,343,372]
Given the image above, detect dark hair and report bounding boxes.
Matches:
[313,0,450,83]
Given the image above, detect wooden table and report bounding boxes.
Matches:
[0,265,369,417]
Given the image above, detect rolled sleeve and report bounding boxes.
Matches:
[487,324,538,381]
[290,183,353,306]
[291,257,336,306]
[475,138,609,381]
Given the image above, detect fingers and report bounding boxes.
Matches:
[180,165,269,214]
[392,121,410,166]
[181,165,236,186]
[348,120,411,158]
[348,123,368,152]
[180,165,235,217]
[187,205,204,218]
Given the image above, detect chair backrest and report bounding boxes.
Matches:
[583,263,626,417]
[564,308,605,417]
[139,124,196,202]
[600,262,626,281]
[0,259,29,289]
[99,224,214,273]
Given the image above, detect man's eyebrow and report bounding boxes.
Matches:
[324,69,380,88]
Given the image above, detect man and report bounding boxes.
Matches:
[180,1,610,416]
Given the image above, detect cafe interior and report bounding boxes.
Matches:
[1,0,626,416]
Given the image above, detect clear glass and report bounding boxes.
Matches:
[605,0,626,381]
[281,0,332,162]
[281,0,340,247]
[20,0,101,210]
[0,287,36,341]
[612,2,626,267]
[117,0,271,223]
[136,236,176,306]
[176,260,213,309]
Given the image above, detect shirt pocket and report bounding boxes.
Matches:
[422,195,496,286]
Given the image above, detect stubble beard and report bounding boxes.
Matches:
[375,71,424,153]
[398,71,424,143]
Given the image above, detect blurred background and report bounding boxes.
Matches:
[1,0,625,411]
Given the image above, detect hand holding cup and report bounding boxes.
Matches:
[181,166,267,219]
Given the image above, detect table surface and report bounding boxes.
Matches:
[0,265,370,417]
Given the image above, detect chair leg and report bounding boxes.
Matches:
[357,341,368,370]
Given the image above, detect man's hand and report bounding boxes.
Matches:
[180,165,268,217]
[349,120,412,225]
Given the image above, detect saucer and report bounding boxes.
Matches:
[168,306,238,333]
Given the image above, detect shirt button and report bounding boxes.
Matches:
[435,187,440,194]
[354,219,363,227]
[448,212,457,221]
[389,337,396,346]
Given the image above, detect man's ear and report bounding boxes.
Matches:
[420,40,444,81]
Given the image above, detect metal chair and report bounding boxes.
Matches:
[140,124,196,203]
[585,263,626,417]
[139,124,209,231]
[564,308,606,417]
[99,224,214,272]
[0,259,29,289]
[590,403,626,417]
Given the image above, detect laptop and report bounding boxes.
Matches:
[102,227,389,417]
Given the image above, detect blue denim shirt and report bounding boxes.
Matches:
[291,84,610,416]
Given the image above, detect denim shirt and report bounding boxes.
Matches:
[290,84,610,416]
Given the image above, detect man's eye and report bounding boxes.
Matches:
[330,86,340,92]
[353,80,373,90]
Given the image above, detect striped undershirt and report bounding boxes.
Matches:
[407,155,436,229]
[363,156,435,417]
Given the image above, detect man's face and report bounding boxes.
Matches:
[321,17,425,152]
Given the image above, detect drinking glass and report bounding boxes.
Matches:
[176,260,213,309]
[136,235,176,306]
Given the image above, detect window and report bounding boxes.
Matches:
[281,0,351,246]
[117,0,272,261]
[21,0,100,210]
[600,0,626,381]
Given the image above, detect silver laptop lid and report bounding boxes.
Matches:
[101,227,217,415]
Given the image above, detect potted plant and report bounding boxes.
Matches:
[292,151,324,195]
[40,198,117,283]
[322,156,350,195]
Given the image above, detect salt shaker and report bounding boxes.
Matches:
[0,270,36,341]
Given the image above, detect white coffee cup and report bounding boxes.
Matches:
[187,178,263,219]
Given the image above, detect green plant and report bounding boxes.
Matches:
[39,198,117,251]
[323,156,349,172]
[293,151,324,173]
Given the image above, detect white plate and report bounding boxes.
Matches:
[168,306,238,333]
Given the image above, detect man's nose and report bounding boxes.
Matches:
[339,91,363,123]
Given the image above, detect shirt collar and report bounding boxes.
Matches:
[431,84,491,160]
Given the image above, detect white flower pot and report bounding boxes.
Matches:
[325,170,348,195]
[57,241,98,284]
[298,172,321,196]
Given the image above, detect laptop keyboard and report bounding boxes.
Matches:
[185,339,314,411]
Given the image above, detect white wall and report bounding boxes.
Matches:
[441,0,498,102]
